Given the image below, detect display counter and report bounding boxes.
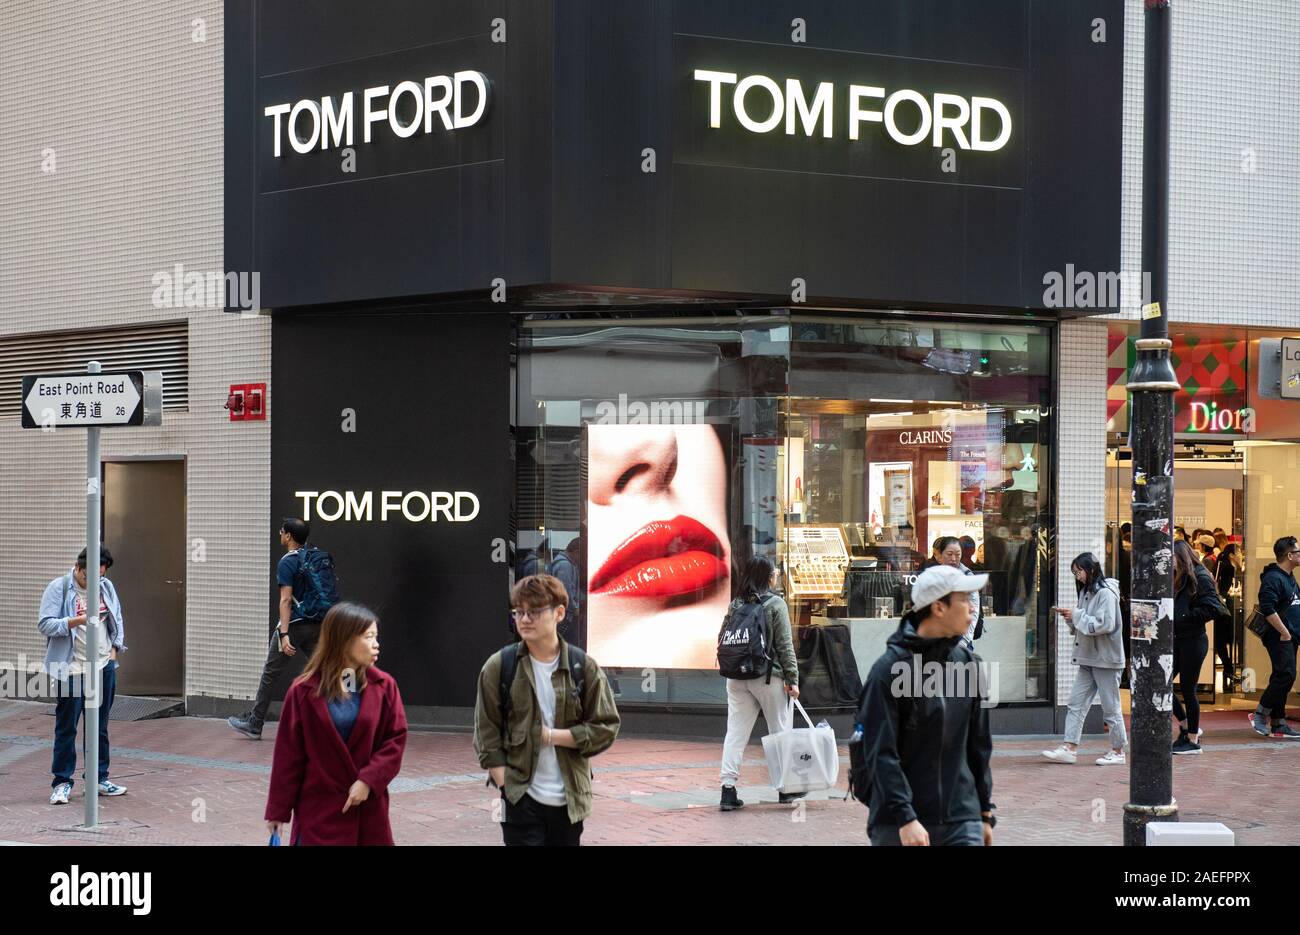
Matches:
[841,615,1030,703]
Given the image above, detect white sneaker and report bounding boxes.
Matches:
[49,782,72,805]
[1042,746,1077,764]
[1096,749,1126,766]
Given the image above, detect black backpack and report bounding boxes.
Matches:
[717,595,776,681]
[293,547,340,622]
[498,642,587,740]
[845,662,910,807]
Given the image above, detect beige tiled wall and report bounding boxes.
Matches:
[0,2,271,701]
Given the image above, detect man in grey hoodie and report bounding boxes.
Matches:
[1042,552,1127,766]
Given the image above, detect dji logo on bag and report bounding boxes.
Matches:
[799,753,812,762]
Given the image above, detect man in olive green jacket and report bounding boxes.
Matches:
[474,574,620,845]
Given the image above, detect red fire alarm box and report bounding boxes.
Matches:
[226,383,267,421]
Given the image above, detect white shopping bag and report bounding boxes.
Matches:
[761,698,840,794]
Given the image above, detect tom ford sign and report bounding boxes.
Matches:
[264,70,491,157]
[694,69,1012,151]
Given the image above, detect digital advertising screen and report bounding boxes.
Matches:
[584,422,732,669]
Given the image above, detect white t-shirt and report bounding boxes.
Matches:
[526,653,569,807]
[70,584,113,675]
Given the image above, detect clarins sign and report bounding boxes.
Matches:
[264,70,491,157]
[694,69,1012,151]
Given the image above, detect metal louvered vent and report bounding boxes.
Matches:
[0,322,189,417]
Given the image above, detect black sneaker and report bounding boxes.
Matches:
[778,790,807,804]
[1171,732,1202,755]
[719,785,744,811]
[227,715,262,739]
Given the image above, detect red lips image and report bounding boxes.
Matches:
[590,515,727,598]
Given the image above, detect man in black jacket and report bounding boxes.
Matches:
[1251,536,1300,739]
[858,565,996,846]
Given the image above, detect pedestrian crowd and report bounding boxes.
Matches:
[33,518,1300,846]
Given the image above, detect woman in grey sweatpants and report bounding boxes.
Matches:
[1043,552,1128,766]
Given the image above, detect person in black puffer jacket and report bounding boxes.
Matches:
[1170,539,1224,755]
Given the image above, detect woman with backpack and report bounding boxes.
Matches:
[1042,553,1127,766]
[717,556,799,811]
[264,601,408,844]
[1170,538,1224,755]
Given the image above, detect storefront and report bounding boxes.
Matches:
[1105,322,1300,705]
[514,315,1056,715]
[226,0,1124,731]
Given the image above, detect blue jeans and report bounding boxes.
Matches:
[51,660,116,789]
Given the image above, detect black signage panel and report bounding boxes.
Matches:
[270,311,511,708]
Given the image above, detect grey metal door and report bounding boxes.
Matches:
[103,460,185,696]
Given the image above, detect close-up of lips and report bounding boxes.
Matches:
[589,515,727,599]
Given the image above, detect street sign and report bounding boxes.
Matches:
[20,370,163,428]
[1282,337,1300,400]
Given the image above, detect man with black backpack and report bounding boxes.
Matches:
[473,574,620,845]
[848,565,996,846]
[229,518,340,739]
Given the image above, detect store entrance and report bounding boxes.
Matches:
[1105,443,1245,702]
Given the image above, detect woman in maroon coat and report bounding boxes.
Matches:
[265,602,408,845]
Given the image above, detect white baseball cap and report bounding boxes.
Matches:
[911,565,989,610]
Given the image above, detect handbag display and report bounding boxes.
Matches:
[761,698,840,795]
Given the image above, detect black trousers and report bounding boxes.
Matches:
[501,793,583,846]
[1260,632,1298,721]
[1170,631,1208,734]
[250,620,321,726]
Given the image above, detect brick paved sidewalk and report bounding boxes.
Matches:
[0,700,1296,845]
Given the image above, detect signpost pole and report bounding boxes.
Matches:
[84,361,102,829]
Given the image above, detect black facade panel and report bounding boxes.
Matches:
[270,311,511,707]
[229,0,1121,310]
[258,163,505,309]
[1022,0,1126,311]
[226,0,550,310]
[548,0,1122,309]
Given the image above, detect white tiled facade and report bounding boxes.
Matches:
[0,3,271,701]
[1055,319,1111,704]
[1113,0,1300,328]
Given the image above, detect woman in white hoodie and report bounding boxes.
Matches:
[1043,552,1128,766]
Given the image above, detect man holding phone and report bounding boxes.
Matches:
[37,546,128,805]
